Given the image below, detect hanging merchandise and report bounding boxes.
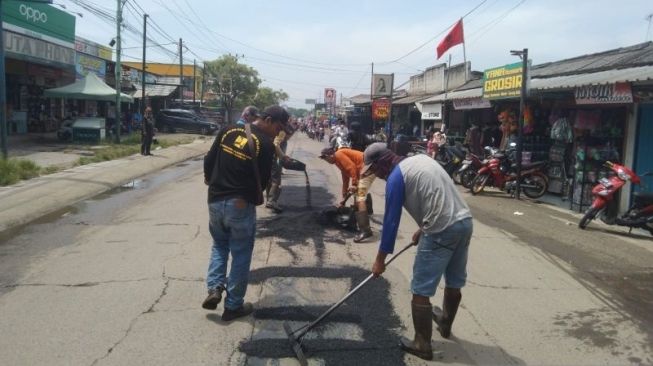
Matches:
[550,117,573,142]
[522,105,534,134]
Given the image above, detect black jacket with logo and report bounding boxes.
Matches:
[204,124,275,205]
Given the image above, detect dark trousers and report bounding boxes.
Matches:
[141,135,153,155]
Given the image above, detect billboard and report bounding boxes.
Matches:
[372,74,393,97]
[372,98,391,121]
[305,98,316,105]
[482,61,529,100]
[324,88,336,104]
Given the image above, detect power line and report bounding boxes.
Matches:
[467,0,528,45]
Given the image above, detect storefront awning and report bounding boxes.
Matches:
[131,76,180,98]
[419,88,483,103]
[44,73,133,102]
[392,94,433,105]
[531,65,653,91]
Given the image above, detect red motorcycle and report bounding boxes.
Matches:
[578,161,653,235]
[470,146,548,199]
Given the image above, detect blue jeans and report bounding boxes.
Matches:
[206,197,256,310]
[411,218,473,297]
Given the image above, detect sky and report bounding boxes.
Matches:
[64,0,653,108]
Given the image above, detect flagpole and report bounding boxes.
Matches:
[443,54,452,133]
[461,18,468,82]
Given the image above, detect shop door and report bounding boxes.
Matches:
[634,104,653,198]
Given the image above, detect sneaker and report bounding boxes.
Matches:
[265,201,283,213]
[221,302,254,321]
[201,286,225,310]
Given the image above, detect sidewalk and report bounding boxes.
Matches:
[0,136,212,233]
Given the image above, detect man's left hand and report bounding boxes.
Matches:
[372,258,386,277]
[412,229,422,244]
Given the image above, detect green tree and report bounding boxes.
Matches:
[286,107,309,118]
[248,87,289,110]
[204,55,260,122]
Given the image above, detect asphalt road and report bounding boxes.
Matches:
[0,133,651,365]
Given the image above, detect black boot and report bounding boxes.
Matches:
[353,211,373,243]
[432,287,462,339]
[399,302,433,360]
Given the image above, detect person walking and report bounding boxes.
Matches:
[265,128,293,213]
[202,105,290,321]
[363,142,473,360]
[236,105,259,126]
[141,107,155,156]
[319,147,375,243]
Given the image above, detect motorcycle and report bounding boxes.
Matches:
[578,161,653,235]
[436,143,466,179]
[458,150,485,189]
[470,144,548,198]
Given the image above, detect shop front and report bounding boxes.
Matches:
[3,1,76,134]
[73,37,112,118]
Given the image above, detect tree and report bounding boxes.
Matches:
[287,107,309,118]
[248,87,288,110]
[204,55,260,123]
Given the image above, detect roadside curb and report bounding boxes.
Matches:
[0,139,212,234]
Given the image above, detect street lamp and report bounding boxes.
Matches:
[510,48,529,200]
[0,0,54,159]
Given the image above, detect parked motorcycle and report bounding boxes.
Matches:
[458,150,486,189]
[578,161,653,235]
[470,144,548,198]
[436,143,466,179]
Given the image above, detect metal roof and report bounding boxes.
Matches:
[131,76,180,98]
[392,94,433,105]
[531,65,653,90]
[420,88,482,103]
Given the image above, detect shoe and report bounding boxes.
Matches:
[222,302,253,321]
[265,201,283,213]
[201,286,225,310]
[353,230,373,243]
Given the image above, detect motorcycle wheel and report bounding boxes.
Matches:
[579,206,600,229]
[522,174,548,198]
[471,173,489,195]
[460,169,476,189]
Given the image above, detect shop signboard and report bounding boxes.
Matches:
[372,98,391,121]
[4,30,75,66]
[75,53,106,79]
[75,37,112,61]
[421,103,442,120]
[482,61,529,100]
[372,74,393,97]
[2,1,75,47]
[575,82,633,105]
[453,97,491,110]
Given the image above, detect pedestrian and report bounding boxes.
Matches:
[236,105,259,126]
[141,107,155,156]
[363,142,473,360]
[202,105,291,321]
[266,127,294,213]
[319,147,375,243]
[348,121,373,152]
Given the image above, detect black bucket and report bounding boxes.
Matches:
[282,158,306,172]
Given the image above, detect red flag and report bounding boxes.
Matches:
[437,19,464,59]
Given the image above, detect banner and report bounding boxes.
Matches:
[453,97,491,110]
[575,83,633,105]
[372,98,391,121]
[75,37,112,61]
[324,88,336,104]
[372,74,393,97]
[75,53,106,79]
[482,62,528,100]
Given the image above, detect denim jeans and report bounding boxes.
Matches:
[411,218,473,297]
[206,197,256,310]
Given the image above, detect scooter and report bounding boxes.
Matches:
[578,161,653,235]
[470,144,548,199]
[458,151,485,189]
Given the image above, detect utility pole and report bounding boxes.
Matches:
[114,0,123,143]
[0,0,8,158]
[179,38,184,107]
[646,13,653,41]
[511,48,529,200]
[193,59,196,105]
[200,61,206,108]
[141,13,148,115]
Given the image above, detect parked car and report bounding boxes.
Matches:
[156,109,219,135]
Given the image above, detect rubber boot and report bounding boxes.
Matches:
[353,211,373,243]
[432,287,462,339]
[399,302,433,360]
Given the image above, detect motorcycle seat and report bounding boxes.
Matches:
[633,191,653,205]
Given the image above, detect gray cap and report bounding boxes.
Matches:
[364,142,389,165]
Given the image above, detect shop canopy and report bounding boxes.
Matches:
[44,73,133,103]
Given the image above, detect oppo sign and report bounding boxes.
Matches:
[20,4,48,23]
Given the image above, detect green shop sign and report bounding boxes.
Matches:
[2,0,75,47]
[482,62,525,100]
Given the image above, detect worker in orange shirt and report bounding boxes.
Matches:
[319,147,375,243]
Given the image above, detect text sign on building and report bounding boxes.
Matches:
[305,98,316,105]
[75,37,112,61]
[482,62,527,100]
[76,53,106,79]
[4,31,75,66]
[421,103,442,120]
[2,1,75,47]
[453,97,491,110]
[575,82,633,105]
[373,74,393,97]
[372,98,391,121]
